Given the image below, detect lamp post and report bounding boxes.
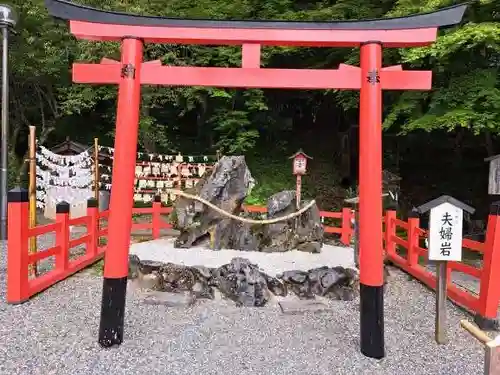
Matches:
[0,4,16,241]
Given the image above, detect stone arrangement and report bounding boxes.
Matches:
[129,255,358,307]
[171,155,324,253]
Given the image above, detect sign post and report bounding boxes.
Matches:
[289,149,312,210]
[417,195,475,344]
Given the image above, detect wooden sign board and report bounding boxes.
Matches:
[488,157,500,195]
[289,149,312,176]
[428,202,463,262]
[293,156,307,175]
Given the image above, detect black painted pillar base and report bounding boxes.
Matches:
[474,314,500,331]
[98,277,128,348]
[360,283,385,359]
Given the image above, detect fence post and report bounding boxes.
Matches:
[87,198,99,257]
[55,201,70,273]
[407,211,420,267]
[152,195,161,239]
[341,207,353,245]
[384,210,397,258]
[476,202,500,329]
[7,188,30,304]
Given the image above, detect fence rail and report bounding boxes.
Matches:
[6,188,500,325]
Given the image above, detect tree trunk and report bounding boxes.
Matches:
[453,129,464,166]
[485,131,495,157]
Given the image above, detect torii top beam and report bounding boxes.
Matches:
[45,0,467,47]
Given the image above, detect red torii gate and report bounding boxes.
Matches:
[45,0,467,359]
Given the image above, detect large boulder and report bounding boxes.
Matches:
[171,157,323,253]
[259,190,324,253]
[211,257,274,307]
[225,191,324,253]
[278,266,358,301]
[172,155,255,248]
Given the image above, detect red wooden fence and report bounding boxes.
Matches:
[6,188,500,325]
[7,190,105,303]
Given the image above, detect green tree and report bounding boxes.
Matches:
[383,0,500,145]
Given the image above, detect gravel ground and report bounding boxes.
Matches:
[0,238,487,375]
[426,263,481,295]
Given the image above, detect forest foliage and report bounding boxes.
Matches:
[5,0,500,208]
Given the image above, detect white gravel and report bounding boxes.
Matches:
[129,238,356,276]
[0,237,487,375]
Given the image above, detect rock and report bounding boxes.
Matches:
[129,256,358,307]
[133,272,162,290]
[278,266,358,301]
[189,266,215,299]
[171,156,323,253]
[279,270,314,299]
[267,190,296,217]
[213,257,271,307]
[191,265,214,279]
[172,156,255,249]
[192,281,214,299]
[296,241,322,253]
[279,270,308,284]
[258,191,324,253]
[158,263,196,293]
[139,260,165,274]
[128,255,164,290]
[128,254,141,279]
[215,220,260,251]
[334,286,357,301]
[262,273,288,297]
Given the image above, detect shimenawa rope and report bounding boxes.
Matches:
[165,188,315,225]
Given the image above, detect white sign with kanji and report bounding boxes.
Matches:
[293,157,307,174]
[428,202,463,261]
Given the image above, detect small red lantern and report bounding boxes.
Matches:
[289,149,312,175]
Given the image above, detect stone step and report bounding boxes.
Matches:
[141,291,196,307]
[278,300,330,315]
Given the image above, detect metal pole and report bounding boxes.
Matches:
[0,26,9,241]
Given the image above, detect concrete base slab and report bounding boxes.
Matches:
[129,238,355,277]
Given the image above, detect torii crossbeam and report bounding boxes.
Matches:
[45,0,467,359]
[74,58,430,90]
